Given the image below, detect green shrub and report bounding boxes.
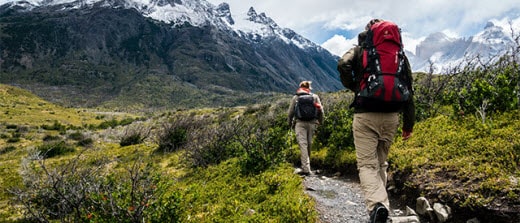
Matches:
[0,145,16,154]
[118,117,135,126]
[77,138,93,147]
[238,115,290,175]
[156,124,188,153]
[41,120,67,132]
[7,136,20,143]
[84,162,182,223]
[43,134,61,141]
[9,155,183,223]
[184,120,241,167]
[444,58,519,122]
[120,134,145,147]
[68,131,85,141]
[35,141,75,158]
[5,124,18,129]
[120,124,150,147]
[97,119,119,129]
[312,94,357,171]
[390,111,520,210]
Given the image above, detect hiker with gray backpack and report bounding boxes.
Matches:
[337,19,416,223]
[288,81,324,176]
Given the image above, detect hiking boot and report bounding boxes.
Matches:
[297,170,315,177]
[369,203,389,223]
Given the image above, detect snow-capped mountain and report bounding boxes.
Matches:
[409,20,519,73]
[0,0,341,108]
[2,0,318,50]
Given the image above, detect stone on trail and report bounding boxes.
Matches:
[416,197,432,215]
[388,215,421,223]
[433,203,451,223]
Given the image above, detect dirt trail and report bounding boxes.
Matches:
[302,173,420,223]
[303,174,370,223]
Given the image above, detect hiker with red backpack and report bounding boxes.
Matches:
[337,19,416,223]
[288,81,324,176]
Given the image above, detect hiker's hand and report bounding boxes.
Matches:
[402,131,412,140]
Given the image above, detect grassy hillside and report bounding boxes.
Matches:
[1,82,519,222]
[0,84,103,126]
[0,84,317,222]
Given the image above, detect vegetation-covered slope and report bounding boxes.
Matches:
[0,44,519,222]
[0,84,318,222]
[391,113,520,221]
[0,3,341,109]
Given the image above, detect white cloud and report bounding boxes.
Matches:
[4,0,517,57]
[207,0,520,41]
[322,32,425,57]
[321,35,356,57]
[207,0,520,59]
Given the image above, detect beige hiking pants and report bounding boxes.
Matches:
[353,112,399,212]
[295,120,317,173]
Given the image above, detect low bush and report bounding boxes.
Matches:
[184,120,240,167]
[120,124,150,147]
[6,136,20,143]
[97,119,119,129]
[43,134,61,141]
[35,141,75,158]
[237,116,289,175]
[312,93,357,172]
[9,155,182,223]
[155,116,199,153]
[68,131,85,141]
[390,111,520,211]
[41,120,67,133]
[77,138,93,147]
[0,145,16,154]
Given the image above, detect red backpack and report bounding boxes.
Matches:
[356,21,411,111]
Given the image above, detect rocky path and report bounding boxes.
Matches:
[302,173,424,223]
[302,173,370,223]
[301,171,512,223]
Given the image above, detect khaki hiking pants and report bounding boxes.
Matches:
[295,120,317,173]
[353,112,399,212]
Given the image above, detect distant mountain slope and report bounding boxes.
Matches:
[0,0,341,109]
[408,19,520,72]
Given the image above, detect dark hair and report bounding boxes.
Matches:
[365,18,383,30]
[357,30,367,47]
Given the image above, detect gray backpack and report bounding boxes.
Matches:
[295,93,318,121]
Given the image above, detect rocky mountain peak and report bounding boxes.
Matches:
[475,21,509,44]
[410,17,519,72]
[215,2,233,25]
[246,6,275,27]
[484,21,495,29]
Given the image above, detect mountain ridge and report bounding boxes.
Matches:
[408,18,520,72]
[0,0,342,109]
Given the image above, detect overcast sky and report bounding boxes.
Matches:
[206,0,520,56]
